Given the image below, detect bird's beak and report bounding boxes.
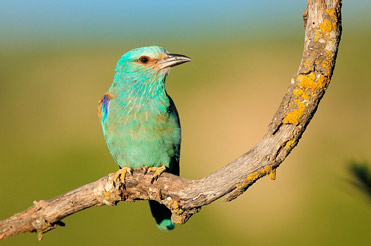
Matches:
[158,53,191,69]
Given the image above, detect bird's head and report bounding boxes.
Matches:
[114,46,191,85]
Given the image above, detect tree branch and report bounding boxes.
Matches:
[0,0,342,241]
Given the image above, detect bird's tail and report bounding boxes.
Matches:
[149,200,175,231]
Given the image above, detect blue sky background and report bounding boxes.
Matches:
[1,0,370,48]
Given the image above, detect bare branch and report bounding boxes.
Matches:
[0,0,342,241]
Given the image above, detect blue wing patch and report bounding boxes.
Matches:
[98,93,111,124]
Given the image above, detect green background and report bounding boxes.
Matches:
[1,1,370,245]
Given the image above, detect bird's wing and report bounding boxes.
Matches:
[97,97,104,120]
[98,92,113,123]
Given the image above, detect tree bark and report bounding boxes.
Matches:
[0,0,342,241]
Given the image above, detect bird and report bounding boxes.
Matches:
[98,46,190,231]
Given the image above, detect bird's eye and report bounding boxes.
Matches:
[138,56,150,64]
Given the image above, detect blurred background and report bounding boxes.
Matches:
[1,0,370,245]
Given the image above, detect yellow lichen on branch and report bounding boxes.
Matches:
[319,19,332,33]
[326,8,338,30]
[268,168,276,180]
[299,73,321,92]
[284,63,332,125]
[285,139,296,149]
[313,7,339,44]
[225,166,276,202]
[284,99,306,125]
[293,88,310,100]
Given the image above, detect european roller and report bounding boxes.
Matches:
[98,46,190,231]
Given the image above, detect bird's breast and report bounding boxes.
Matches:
[103,99,181,168]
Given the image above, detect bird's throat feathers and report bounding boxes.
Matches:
[109,66,170,114]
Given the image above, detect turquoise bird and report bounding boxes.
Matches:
[98,46,190,231]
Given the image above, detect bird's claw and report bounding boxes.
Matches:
[148,165,167,184]
[114,167,133,187]
[135,166,150,175]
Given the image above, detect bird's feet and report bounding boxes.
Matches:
[135,166,150,174]
[114,167,133,187]
[148,165,167,184]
